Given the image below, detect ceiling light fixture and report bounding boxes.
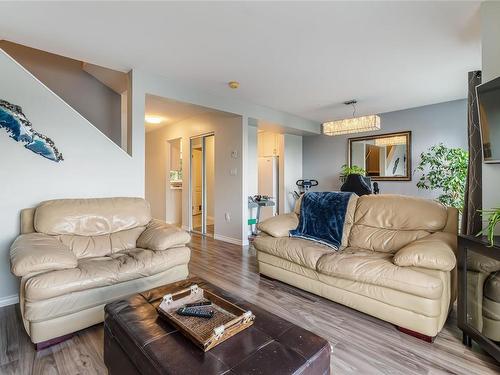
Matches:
[322,100,381,136]
[145,116,162,124]
[374,135,406,147]
[228,81,240,89]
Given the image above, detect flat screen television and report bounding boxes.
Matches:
[477,75,500,163]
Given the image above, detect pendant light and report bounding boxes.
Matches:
[322,100,381,136]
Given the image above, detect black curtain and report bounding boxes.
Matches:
[461,71,482,235]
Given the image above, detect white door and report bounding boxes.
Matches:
[190,134,215,237]
[191,148,203,215]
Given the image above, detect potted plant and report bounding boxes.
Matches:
[340,164,366,183]
[477,208,500,246]
[415,143,468,211]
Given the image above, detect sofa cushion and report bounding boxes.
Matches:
[349,225,431,254]
[257,213,299,238]
[348,195,448,253]
[467,252,500,273]
[485,272,500,303]
[22,266,189,322]
[353,195,448,231]
[58,227,145,259]
[34,197,151,236]
[10,233,77,277]
[253,236,332,270]
[393,232,456,271]
[293,195,303,215]
[316,247,443,299]
[137,220,191,250]
[24,247,191,301]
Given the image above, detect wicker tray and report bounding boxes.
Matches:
[157,284,255,351]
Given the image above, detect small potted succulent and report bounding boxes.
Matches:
[477,208,500,246]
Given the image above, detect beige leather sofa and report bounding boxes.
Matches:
[254,194,458,338]
[10,197,191,345]
[483,272,500,341]
[466,253,500,341]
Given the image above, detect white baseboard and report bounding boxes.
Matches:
[0,294,19,307]
[214,234,248,246]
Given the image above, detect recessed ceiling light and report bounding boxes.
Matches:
[228,81,240,89]
[145,116,162,124]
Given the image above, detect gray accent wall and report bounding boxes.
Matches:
[303,99,467,199]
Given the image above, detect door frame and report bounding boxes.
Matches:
[189,132,214,236]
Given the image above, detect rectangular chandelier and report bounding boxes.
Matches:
[322,115,381,136]
[374,135,406,147]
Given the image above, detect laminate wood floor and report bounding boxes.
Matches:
[1,234,499,374]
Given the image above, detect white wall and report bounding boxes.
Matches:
[283,134,303,213]
[145,113,244,244]
[303,99,467,198]
[134,70,318,246]
[247,125,258,197]
[0,41,123,147]
[0,50,144,301]
[246,124,258,234]
[481,1,500,218]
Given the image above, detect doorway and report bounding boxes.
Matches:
[257,131,281,221]
[190,134,215,236]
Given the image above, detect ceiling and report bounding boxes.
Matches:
[0,2,481,123]
[145,95,217,132]
[145,94,235,132]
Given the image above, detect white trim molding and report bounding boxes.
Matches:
[214,234,248,246]
[0,294,19,307]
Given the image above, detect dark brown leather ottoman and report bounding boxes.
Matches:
[104,277,330,375]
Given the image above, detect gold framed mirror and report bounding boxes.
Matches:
[348,131,412,181]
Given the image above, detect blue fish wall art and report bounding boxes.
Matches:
[0,99,63,162]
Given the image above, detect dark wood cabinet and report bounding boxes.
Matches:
[458,235,500,362]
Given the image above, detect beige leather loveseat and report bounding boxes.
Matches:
[10,197,191,345]
[466,253,500,341]
[254,194,458,338]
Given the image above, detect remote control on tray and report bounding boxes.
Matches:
[176,306,214,319]
[185,301,213,308]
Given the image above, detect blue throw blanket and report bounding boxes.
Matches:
[290,192,353,250]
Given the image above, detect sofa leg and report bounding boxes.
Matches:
[35,333,73,350]
[397,326,435,343]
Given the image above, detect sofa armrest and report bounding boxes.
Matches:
[10,233,77,277]
[466,252,500,273]
[257,213,298,238]
[137,219,191,251]
[393,232,456,271]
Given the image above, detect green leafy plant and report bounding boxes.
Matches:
[340,164,366,178]
[415,143,468,211]
[477,208,500,246]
